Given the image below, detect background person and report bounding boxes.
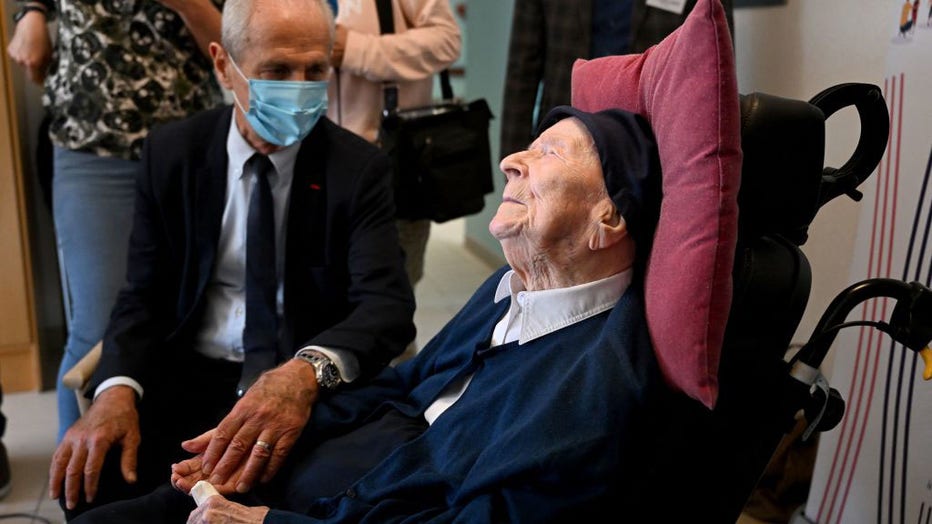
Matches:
[327,0,461,290]
[499,0,734,159]
[6,0,226,443]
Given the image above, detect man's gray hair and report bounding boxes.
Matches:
[221,0,335,61]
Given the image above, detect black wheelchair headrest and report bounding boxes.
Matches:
[738,83,889,246]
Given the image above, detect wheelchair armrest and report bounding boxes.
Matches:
[61,341,102,414]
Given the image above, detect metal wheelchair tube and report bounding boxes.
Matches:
[794,278,931,369]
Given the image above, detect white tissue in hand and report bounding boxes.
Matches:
[191,480,219,506]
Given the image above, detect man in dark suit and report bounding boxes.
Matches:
[499,0,734,160]
[48,0,415,518]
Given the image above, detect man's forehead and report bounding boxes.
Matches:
[237,19,331,67]
[244,0,330,40]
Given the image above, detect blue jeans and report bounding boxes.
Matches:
[53,147,137,442]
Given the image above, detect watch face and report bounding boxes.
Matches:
[321,363,340,388]
[311,357,340,389]
[297,351,342,389]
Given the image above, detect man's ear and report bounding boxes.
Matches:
[210,43,233,90]
[588,203,628,251]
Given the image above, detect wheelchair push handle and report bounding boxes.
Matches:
[809,83,890,208]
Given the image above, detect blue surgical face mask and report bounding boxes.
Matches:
[229,57,329,147]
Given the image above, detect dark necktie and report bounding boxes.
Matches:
[238,153,279,396]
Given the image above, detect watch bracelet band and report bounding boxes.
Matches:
[19,0,53,11]
[294,349,342,390]
[13,4,47,23]
[14,0,55,22]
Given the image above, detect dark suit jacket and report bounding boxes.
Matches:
[499,0,735,159]
[91,106,416,394]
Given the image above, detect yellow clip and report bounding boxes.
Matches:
[921,347,932,381]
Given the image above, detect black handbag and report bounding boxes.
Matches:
[375,0,495,223]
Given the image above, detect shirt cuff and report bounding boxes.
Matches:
[295,345,359,383]
[94,377,144,401]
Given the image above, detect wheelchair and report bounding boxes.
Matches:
[638,82,932,522]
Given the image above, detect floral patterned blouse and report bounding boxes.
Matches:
[32,0,225,160]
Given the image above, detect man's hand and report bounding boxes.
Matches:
[6,10,52,85]
[183,360,318,493]
[171,449,241,495]
[48,386,141,510]
[151,0,220,57]
[186,491,269,524]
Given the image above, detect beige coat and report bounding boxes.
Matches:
[327,0,462,143]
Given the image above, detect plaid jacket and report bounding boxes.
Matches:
[499,0,734,160]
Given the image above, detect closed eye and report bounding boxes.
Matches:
[307,63,329,78]
[259,66,289,80]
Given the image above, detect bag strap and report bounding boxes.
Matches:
[375,0,394,33]
[374,0,454,111]
[375,0,399,114]
[439,69,453,102]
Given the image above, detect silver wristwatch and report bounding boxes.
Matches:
[294,350,343,391]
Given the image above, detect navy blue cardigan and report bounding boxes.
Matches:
[267,266,663,523]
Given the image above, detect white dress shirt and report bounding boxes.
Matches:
[193,116,298,363]
[422,268,633,425]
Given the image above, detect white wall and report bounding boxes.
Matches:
[462,0,510,266]
[733,0,891,346]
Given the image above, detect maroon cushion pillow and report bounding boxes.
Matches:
[571,0,741,408]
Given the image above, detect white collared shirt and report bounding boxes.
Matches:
[422,269,633,425]
[193,117,299,362]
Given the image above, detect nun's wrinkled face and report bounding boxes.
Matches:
[490,117,609,257]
